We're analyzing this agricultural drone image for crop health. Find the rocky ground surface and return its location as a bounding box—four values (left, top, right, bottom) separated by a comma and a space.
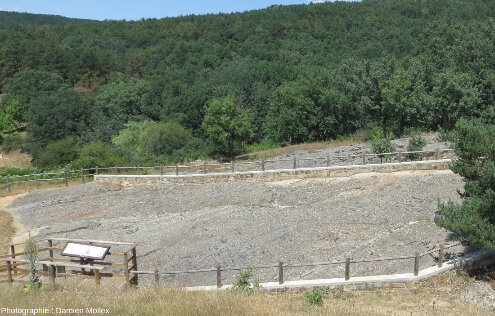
186, 134, 454, 173
8, 166, 467, 286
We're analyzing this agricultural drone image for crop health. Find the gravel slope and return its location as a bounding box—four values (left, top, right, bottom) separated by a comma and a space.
8, 168, 467, 286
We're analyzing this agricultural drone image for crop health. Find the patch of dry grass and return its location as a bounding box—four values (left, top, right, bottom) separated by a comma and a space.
0, 151, 31, 169
0, 273, 491, 315
239, 140, 362, 160
0, 197, 16, 255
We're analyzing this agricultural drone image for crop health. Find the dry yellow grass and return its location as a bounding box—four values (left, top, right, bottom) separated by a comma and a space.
0, 196, 16, 255
0, 273, 491, 315
0, 151, 32, 169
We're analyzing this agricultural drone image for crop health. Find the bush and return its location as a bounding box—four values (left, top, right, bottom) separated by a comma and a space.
1, 134, 24, 153
407, 135, 427, 160
371, 137, 396, 159
34, 137, 79, 168
69, 142, 124, 169
231, 267, 262, 294
305, 289, 326, 306
138, 122, 192, 156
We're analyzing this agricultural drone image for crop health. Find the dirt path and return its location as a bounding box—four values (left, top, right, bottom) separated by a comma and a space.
0, 194, 24, 252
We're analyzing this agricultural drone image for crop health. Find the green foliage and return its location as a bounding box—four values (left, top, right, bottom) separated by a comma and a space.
202, 96, 252, 159
35, 137, 79, 168
435, 119, 495, 250
246, 139, 280, 153
305, 289, 326, 306
231, 267, 262, 294
1, 134, 24, 153
70, 142, 123, 169
371, 137, 397, 158
24, 89, 92, 159
138, 122, 192, 156
24, 236, 42, 292
0, 0, 494, 162
407, 135, 427, 160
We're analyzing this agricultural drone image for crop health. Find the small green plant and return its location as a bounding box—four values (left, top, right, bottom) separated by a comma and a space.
24, 235, 42, 292
371, 137, 396, 160
332, 291, 352, 300
407, 135, 427, 160
231, 266, 262, 294
305, 289, 326, 306
456, 269, 471, 283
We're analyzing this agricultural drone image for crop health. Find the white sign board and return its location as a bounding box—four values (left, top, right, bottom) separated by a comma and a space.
61, 243, 110, 260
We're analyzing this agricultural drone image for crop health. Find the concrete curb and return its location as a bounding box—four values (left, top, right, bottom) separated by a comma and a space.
186, 249, 494, 292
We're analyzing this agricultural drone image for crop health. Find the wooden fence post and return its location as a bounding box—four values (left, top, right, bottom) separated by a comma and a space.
34, 174, 39, 190
10, 245, 16, 275
438, 244, 444, 268
398, 151, 402, 163
216, 266, 222, 288
345, 257, 351, 281
114, 167, 118, 174
64, 171, 68, 187
123, 252, 130, 288
160, 165, 163, 176
131, 247, 138, 285
261, 159, 265, 172
6, 261, 12, 284
435, 148, 440, 160
362, 153, 366, 165
95, 166, 99, 175
231, 161, 235, 173
137, 167, 141, 176
326, 156, 330, 168
94, 269, 100, 285
293, 157, 297, 169
414, 252, 420, 276
48, 240, 54, 261
278, 261, 284, 285
175, 164, 179, 176
203, 162, 207, 174
154, 268, 159, 285
81, 169, 85, 184
5, 177, 11, 193
50, 264, 56, 285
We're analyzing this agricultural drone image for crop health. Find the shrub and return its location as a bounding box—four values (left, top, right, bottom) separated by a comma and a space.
305, 289, 326, 306
1, 134, 24, 153
34, 137, 79, 168
407, 135, 427, 160
24, 236, 42, 292
371, 137, 396, 159
70, 142, 124, 169
231, 267, 262, 294
138, 122, 192, 156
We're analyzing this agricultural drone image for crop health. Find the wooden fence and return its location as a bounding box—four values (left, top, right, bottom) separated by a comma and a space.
130, 242, 461, 288
1, 148, 454, 193
0, 238, 138, 287
0, 238, 462, 288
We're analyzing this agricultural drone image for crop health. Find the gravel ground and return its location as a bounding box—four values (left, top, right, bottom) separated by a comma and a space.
8, 167, 468, 286
233, 134, 453, 172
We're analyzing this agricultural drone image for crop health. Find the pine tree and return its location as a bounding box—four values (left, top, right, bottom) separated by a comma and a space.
435, 119, 495, 249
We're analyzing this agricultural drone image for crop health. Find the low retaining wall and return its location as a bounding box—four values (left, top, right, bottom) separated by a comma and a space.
95, 159, 452, 188
186, 249, 494, 293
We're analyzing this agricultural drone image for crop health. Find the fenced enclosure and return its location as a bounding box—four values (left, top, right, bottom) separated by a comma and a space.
0, 238, 464, 289
0, 238, 138, 288
1, 148, 455, 193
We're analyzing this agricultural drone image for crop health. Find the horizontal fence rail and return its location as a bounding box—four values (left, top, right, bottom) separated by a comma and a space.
128, 242, 462, 288
1, 148, 455, 193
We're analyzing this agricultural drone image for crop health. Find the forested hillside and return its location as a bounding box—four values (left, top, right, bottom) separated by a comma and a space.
1, 0, 495, 168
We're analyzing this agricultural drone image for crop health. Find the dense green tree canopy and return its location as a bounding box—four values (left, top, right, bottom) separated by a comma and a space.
0, 0, 495, 165
436, 119, 495, 250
